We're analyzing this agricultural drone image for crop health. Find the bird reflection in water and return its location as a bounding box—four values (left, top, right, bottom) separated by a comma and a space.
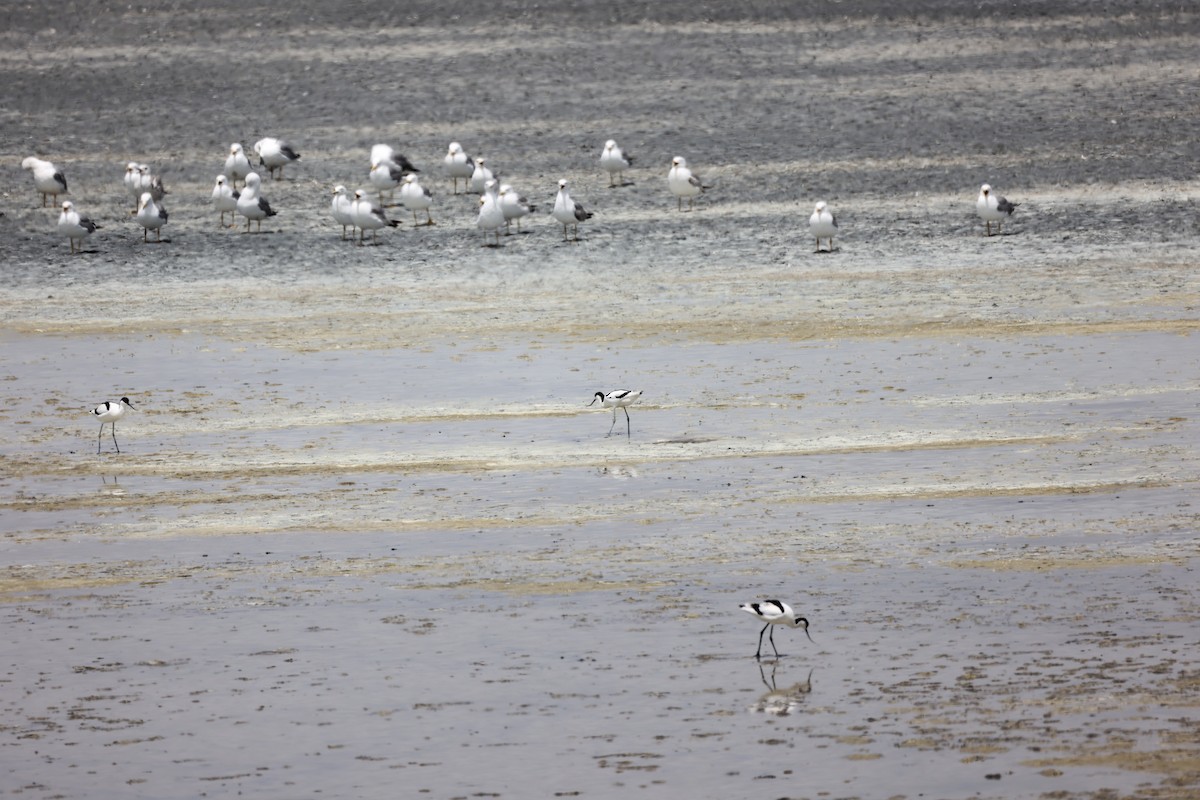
748, 663, 813, 716
596, 466, 639, 480
99, 475, 125, 496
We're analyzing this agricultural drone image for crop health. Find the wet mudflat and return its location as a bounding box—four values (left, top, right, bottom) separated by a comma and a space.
2, 1, 1200, 798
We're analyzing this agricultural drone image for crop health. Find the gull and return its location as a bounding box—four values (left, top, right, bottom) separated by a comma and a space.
123, 162, 142, 213
22, 157, 68, 206
224, 143, 252, 188
552, 179, 593, 241
499, 183, 535, 233
588, 389, 641, 436
91, 397, 135, 454
253, 137, 300, 179
370, 144, 420, 175
399, 174, 435, 226
236, 172, 277, 232
369, 154, 418, 206
211, 175, 240, 228
976, 183, 1019, 236
352, 189, 400, 245
136, 192, 168, 242
476, 179, 506, 246
668, 156, 711, 211
330, 184, 356, 240
739, 600, 813, 660
600, 139, 633, 187
468, 156, 496, 194
58, 200, 101, 254
136, 164, 168, 203
808, 201, 838, 252
444, 141, 475, 194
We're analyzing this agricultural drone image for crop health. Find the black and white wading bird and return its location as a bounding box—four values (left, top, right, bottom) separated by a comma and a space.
739, 600, 813, 660
91, 397, 135, 454
588, 389, 642, 437
976, 183, 1019, 236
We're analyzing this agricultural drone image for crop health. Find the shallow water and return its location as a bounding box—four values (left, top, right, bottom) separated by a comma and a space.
4, 2, 1200, 798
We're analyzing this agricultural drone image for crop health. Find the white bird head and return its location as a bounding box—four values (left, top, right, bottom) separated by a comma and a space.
605, 139, 617, 149
216, 175, 227, 187
814, 201, 827, 212
230, 143, 243, 155
138, 192, 152, 209
62, 200, 73, 212
353, 189, 366, 200
672, 156, 686, 167
332, 184, 347, 196
403, 174, 417, 185
245, 172, 261, 188
558, 178, 568, 189
447, 142, 462, 155
980, 183, 991, 195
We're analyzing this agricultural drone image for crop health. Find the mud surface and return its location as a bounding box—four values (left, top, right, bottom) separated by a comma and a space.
2, 2, 1200, 798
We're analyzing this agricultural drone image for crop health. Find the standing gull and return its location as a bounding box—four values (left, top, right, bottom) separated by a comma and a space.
668, 156, 710, 211
224, 143, 252, 188
467, 157, 497, 195
254, 137, 300, 180
976, 183, 1019, 236
808, 201, 838, 252
600, 139, 634, 187
236, 172, 277, 232
123, 162, 142, 213
369, 155, 418, 206
58, 200, 101, 254
211, 175, 240, 228
399, 174, 435, 226
136, 192, 168, 242
552, 179, 593, 242
588, 389, 641, 437
330, 184, 356, 240
22, 157, 68, 207
444, 142, 475, 194
136, 164, 168, 203
476, 179, 506, 246
351, 189, 400, 245
499, 183, 535, 233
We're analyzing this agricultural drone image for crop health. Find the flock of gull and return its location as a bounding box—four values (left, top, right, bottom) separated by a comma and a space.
22, 137, 1020, 253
